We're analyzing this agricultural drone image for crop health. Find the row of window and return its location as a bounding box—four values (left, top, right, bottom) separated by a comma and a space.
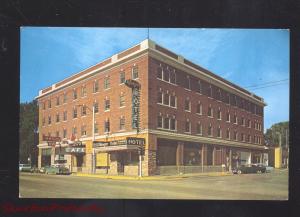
156, 65, 263, 116
44, 116, 126, 139
41, 66, 138, 110
157, 115, 262, 144
157, 92, 262, 131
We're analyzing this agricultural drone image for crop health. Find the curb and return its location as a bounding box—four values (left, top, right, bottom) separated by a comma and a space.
73, 172, 232, 180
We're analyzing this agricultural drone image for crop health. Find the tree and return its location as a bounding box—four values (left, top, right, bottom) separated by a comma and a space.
264, 121, 289, 147
19, 100, 39, 165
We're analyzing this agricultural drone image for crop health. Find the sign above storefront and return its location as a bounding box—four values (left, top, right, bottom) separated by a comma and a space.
93, 137, 145, 148
43, 135, 61, 142
65, 147, 85, 153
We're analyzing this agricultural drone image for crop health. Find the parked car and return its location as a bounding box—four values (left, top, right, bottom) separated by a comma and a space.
30, 167, 40, 173
232, 164, 266, 174
19, 164, 31, 172
253, 163, 274, 173
44, 165, 71, 175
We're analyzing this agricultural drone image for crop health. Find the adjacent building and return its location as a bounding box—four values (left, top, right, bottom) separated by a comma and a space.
36, 39, 267, 176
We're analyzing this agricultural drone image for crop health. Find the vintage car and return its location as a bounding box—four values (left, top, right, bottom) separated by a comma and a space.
44, 165, 71, 175
19, 164, 32, 172
232, 164, 266, 174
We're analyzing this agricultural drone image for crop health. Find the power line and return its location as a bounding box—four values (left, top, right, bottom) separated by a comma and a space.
244, 78, 289, 88
248, 82, 289, 90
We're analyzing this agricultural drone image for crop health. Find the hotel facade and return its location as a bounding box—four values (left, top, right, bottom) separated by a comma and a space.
36, 39, 267, 176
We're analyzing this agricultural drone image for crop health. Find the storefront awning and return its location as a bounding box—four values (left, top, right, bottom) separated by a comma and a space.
95, 145, 139, 152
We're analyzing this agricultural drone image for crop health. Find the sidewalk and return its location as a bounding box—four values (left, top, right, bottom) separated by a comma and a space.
73, 171, 232, 181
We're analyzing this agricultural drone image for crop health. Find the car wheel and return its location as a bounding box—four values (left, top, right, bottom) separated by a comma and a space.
237, 170, 242, 174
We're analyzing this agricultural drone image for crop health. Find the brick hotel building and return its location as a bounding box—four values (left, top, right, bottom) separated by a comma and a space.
36, 39, 267, 176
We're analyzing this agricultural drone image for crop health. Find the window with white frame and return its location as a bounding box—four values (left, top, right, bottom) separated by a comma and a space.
170, 70, 176, 84
132, 65, 139, 79
226, 128, 230, 139
120, 93, 125, 107
104, 98, 110, 111
81, 105, 87, 116
81, 85, 87, 97
185, 76, 191, 90
72, 126, 77, 136
226, 111, 230, 122
119, 116, 125, 130
93, 80, 99, 93
196, 122, 202, 135
185, 98, 191, 111
63, 93, 67, 103
81, 125, 86, 136
217, 108, 221, 120
217, 126, 222, 138
208, 85, 212, 98
63, 111, 67, 121
185, 119, 191, 133
208, 105, 213, 117
163, 68, 170, 82
157, 66, 163, 79
170, 94, 176, 108
104, 119, 110, 133
217, 89, 221, 101
104, 76, 110, 89
163, 92, 170, 106
208, 124, 213, 136
56, 113, 60, 122
196, 102, 202, 115
247, 134, 251, 143
157, 90, 163, 104
234, 131, 238, 141
120, 71, 125, 84
170, 116, 176, 130
73, 89, 77, 100
234, 113, 238, 124
157, 114, 163, 128
241, 117, 245, 126
94, 102, 99, 113
164, 116, 170, 129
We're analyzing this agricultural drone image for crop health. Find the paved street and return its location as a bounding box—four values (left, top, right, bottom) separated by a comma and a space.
19, 169, 288, 200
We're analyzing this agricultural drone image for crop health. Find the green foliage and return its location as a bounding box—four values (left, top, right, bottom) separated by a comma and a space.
19, 100, 38, 165
264, 121, 289, 147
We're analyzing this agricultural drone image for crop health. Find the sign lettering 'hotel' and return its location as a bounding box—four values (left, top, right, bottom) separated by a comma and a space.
36, 39, 266, 176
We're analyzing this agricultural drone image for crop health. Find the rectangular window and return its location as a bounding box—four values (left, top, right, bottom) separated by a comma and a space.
217, 89, 221, 101
185, 120, 191, 133
208, 85, 212, 98
170, 118, 176, 130
73, 89, 77, 100
170, 71, 176, 84
226, 112, 230, 122
157, 91, 163, 104
163, 69, 170, 82
63, 129, 67, 138
56, 113, 60, 122
56, 97, 60, 106
132, 66, 139, 79
94, 123, 99, 134
105, 99, 110, 111
157, 67, 162, 79
241, 117, 245, 126
120, 71, 125, 84
163, 93, 169, 105
185, 76, 191, 90
104, 120, 110, 132
63, 93, 67, 103
93, 80, 99, 93
197, 123, 202, 135
208, 125, 213, 136
185, 99, 191, 111
170, 95, 176, 107
81, 106, 87, 116
56, 131, 59, 137
217, 109, 221, 120
208, 106, 213, 117
119, 117, 125, 130
234, 114, 237, 124
163, 117, 170, 129
73, 108, 77, 118
81, 125, 86, 136
48, 115, 51, 125
157, 115, 163, 128
104, 76, 110, 89
196, 102, 202, 114
94, 102, 99, 113
226, 129, 230, 139
42, 117, 45, 126
72, 127, 77, 135
48, 99, 51, 108
234, 131, 238, 141
198, 80, 202, 94
42, 102, 46, 110
217, 127, 222, 138
120, 94, 125, 107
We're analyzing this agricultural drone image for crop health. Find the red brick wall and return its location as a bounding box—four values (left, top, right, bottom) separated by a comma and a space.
148, 57, 264, 146
38, 54, 149, 143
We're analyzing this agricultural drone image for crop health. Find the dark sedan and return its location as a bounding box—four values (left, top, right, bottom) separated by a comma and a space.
232, 164, 266, 174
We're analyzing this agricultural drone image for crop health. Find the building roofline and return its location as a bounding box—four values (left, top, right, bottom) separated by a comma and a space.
36, 39, 266, 106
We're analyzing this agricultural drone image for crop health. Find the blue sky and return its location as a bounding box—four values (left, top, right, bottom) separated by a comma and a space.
20, 28, 289, 130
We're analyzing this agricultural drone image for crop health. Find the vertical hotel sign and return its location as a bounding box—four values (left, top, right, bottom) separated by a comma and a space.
125, 79, 141, 132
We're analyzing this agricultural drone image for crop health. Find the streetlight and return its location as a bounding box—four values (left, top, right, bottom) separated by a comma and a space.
77, 104, 95, 173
